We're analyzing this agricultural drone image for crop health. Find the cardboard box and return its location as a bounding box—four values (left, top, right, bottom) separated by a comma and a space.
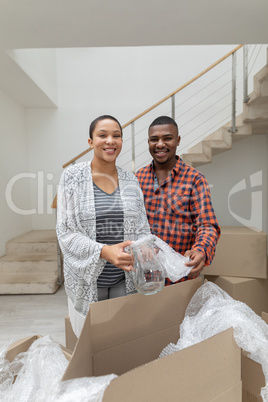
6, 335, 72, 362
204, 226, 267, 279
63, 278, 203, 379
241, 312, 268, 402
262, 312, 268, 322
65, 315, 77, 351
102, 329, 241, 402
7, 279, 242, 401
205, 276, 268, 316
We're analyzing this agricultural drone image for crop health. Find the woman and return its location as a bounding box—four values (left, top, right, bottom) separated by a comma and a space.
56, 115, 150, 337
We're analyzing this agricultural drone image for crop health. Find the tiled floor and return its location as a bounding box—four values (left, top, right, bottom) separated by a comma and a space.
0, 284, 68, 349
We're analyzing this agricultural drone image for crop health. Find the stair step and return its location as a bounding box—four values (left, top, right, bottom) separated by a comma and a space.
182, 54, 268, 168
0, 253, 57, 261
0, 230, 61, 294
181, 152, 211, 168
0, 254, 57, 274
6, 230, 57, 255
242, 118, 268, 135
0, 273, 59, 294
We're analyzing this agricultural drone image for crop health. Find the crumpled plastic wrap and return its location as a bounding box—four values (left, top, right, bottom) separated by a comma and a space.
131, 235, 191, 282
0, 336, 117, 402
45, 375, 117, 402
0, 340, 14, 399
159, 281, 268, 402
0, 335, 69, 401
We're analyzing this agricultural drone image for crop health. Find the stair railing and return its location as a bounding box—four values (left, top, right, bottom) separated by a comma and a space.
52, 43, 267, 285
53, 43, 267, 209
60, 45, 242, 173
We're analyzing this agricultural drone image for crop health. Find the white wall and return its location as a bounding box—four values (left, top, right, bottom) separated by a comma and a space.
0, 90, 32, 256
198, 134, 268, 234
26, 44, 236, 229
7, 49, 58, 106
5, 44, 267, 235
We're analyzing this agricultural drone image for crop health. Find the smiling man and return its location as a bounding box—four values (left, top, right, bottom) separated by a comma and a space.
136, 116, 221, 285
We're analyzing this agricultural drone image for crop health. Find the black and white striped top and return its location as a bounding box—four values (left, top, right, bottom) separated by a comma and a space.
93, 183, 125, 287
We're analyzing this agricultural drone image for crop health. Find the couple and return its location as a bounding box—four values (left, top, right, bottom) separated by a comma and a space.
56, 115, 220, 337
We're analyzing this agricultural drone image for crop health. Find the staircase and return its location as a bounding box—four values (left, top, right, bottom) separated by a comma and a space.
181, 59, 268, 167
0, 231, 60, 294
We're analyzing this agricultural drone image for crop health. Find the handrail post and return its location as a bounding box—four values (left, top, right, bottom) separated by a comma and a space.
131, 122, 135, 173
243, 45, 250, 103
171, 95, 175, 119
229, 51, 237, 133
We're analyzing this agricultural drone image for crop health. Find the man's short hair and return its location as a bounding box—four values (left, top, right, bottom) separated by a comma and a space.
149, 116, 178, 132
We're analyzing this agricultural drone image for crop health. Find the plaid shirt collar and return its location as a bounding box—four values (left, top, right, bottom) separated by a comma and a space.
149, 155, 182, 177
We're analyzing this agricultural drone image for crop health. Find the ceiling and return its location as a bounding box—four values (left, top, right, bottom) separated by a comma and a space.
0, 0, 267, 107
0, 0, 268, 50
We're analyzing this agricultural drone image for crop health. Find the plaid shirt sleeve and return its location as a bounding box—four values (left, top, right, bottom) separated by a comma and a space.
188, 173, 220, 265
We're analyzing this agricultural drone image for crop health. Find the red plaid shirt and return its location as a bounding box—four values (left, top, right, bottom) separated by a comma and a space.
136, 156, 221, 284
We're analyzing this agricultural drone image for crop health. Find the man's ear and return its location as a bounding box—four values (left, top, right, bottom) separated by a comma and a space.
177, 136, 181, 146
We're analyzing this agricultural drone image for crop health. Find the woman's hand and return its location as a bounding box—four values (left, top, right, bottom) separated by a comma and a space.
100, 240, 134, 271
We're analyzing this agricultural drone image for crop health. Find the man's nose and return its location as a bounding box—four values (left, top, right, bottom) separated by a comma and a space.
156, 139, 165, 147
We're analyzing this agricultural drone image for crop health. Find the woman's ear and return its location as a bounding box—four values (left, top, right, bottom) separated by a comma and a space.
88, 138, 93, 148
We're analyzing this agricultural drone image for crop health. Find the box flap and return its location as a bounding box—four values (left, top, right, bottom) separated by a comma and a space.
262, 312, 268, 324
62, 277, 202, 381
242, 353, 265, 394
93, 325, 180, 376
103, 328, 241, 402
6, 335, 40, 362
87, 277, 202, 352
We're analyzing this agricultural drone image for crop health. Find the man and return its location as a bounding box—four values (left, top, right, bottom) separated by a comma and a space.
136, 116, 220, 284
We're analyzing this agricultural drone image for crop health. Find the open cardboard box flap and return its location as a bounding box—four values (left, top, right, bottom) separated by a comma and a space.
6, 335, 72, 362
61, 277, 241, 401
102, 328, 241, 402
6, 278, 242, 401
62, 277, 203, 379
242, 311, 268, 401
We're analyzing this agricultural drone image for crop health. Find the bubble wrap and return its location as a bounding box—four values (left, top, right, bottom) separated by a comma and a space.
0, 336, 117, 402
45, 375, 117, 402
159, 281, 268, 402
0, 335, 69, 401
0, 340, 14, 399
131, 235, 191, 282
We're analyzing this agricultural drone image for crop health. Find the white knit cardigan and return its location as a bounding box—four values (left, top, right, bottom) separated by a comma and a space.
56, 161, 151, 317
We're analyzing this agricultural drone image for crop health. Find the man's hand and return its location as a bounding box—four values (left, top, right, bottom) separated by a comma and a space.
184, 249, 205, 278
100, 240, 134, 271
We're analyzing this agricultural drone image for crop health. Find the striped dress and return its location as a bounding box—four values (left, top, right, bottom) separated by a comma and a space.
93, 183, 125, 287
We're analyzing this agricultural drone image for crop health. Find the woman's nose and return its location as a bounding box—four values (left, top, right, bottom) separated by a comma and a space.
106, 135, 115, 143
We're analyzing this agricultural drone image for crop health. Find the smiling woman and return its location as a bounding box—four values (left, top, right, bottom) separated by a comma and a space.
56, 115, 151, 337
88, 116, 123, 194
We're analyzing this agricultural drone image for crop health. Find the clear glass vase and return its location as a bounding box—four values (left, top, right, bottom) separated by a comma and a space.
129, 238, 165, 295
